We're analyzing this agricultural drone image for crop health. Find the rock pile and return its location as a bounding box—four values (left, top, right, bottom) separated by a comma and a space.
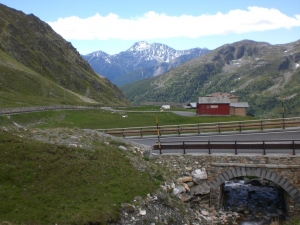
117, 166, 244, 225
169, 168, 242, 224
117, 193, 240, 225
117, 194, 193, 224
172, 168, 210, 203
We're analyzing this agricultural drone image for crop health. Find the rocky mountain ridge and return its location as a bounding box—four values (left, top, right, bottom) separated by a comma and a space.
83, 41, 210, 86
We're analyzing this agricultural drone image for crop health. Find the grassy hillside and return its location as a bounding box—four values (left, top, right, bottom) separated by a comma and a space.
0, 4, 129, 107
0, 108, 256, 130
0, 49, 89, 107
121, 40, 300, 118
0, 128, 159, 224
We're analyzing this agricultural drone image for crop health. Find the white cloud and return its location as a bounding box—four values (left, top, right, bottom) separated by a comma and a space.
48, 6, 300, 41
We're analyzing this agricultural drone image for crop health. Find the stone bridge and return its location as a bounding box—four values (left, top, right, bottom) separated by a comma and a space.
153, 154, 300, 216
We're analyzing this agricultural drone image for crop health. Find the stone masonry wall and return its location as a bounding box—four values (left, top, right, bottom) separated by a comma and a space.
152, 154, 300, 215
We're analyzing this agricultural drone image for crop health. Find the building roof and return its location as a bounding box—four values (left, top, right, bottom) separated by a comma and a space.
230, 102, 249, 108
206, 92, 239, 98
198, 96, 230, 103
187, 102, 197, 108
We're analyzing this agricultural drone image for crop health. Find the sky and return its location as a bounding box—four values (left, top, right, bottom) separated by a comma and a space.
1, 0, 300, 55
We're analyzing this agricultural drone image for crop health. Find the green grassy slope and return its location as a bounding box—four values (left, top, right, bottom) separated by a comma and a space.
0, 129, 157, 224
0, 49, 89, 107
0, 4, 129, 107
0, 109, 256, 130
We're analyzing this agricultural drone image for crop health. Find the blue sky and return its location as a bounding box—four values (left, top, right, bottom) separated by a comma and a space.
1, 0, 300, 55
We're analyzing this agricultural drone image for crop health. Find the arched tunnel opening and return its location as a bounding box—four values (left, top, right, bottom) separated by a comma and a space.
220, 177, 288, 225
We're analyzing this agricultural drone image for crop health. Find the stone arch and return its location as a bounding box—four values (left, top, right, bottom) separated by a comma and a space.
209, 167, 300, 205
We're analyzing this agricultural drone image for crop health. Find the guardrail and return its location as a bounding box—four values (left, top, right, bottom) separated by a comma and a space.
97, 117, 300, 137
152, 140, 300, 155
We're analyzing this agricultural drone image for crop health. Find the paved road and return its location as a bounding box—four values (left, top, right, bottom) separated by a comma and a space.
126, 129, 300, 155
101, 108, 196, 116
171, 111, 196, 116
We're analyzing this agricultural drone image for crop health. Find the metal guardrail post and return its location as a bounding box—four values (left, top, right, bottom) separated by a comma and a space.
208, 141, 211, 154
140, 128, 143, 137
235, 141, 237, 155
178, 125, 180, 135
122, 129, 125, 138
156, 117, 162, 154
159, 142, 162, 155
261, 121, 263, 131
218, 124, 220, 133
183, 142, 186, 154
263, 141, 266, 155
198, 124, 200, 134
293, 141, 295, 155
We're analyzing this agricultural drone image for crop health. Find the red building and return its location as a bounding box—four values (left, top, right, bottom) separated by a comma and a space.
197, 94, 231, 116
197, 103, 230, 115
196, 92, 249, 116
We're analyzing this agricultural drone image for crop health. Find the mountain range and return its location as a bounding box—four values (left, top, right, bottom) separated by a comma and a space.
0, 3, 129, 108
120, 39, 300, 118
2, 3, 300, 118
83, 41, 210, 86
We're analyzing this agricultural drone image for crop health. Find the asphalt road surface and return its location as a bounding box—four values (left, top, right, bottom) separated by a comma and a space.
126, 129, 300, 155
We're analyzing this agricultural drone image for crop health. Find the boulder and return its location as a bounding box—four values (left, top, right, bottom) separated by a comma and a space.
201, 210, 209, 216
185, 166, 193, 172
119, 145, 127, 151
190, 182, 210, 195
179, 193, 192, 202
186, 181, 195, 188
139, 209, 146, 216
192, 168, 207, 184
171, 182, 176, 189
173, 185, 185, 195
177, 176, 193, 183
183, 183, 190, 192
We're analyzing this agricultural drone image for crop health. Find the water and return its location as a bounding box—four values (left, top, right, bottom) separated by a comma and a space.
223, 179, 286, 225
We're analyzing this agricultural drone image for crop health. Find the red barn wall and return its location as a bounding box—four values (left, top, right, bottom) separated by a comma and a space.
197, 103, 230, 115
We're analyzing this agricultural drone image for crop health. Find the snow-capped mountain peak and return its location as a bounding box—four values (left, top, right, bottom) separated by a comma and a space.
83, 41, 210, 86
86, 50, 109, 57
126, 42, 179, 62
129, 41, 151, 52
